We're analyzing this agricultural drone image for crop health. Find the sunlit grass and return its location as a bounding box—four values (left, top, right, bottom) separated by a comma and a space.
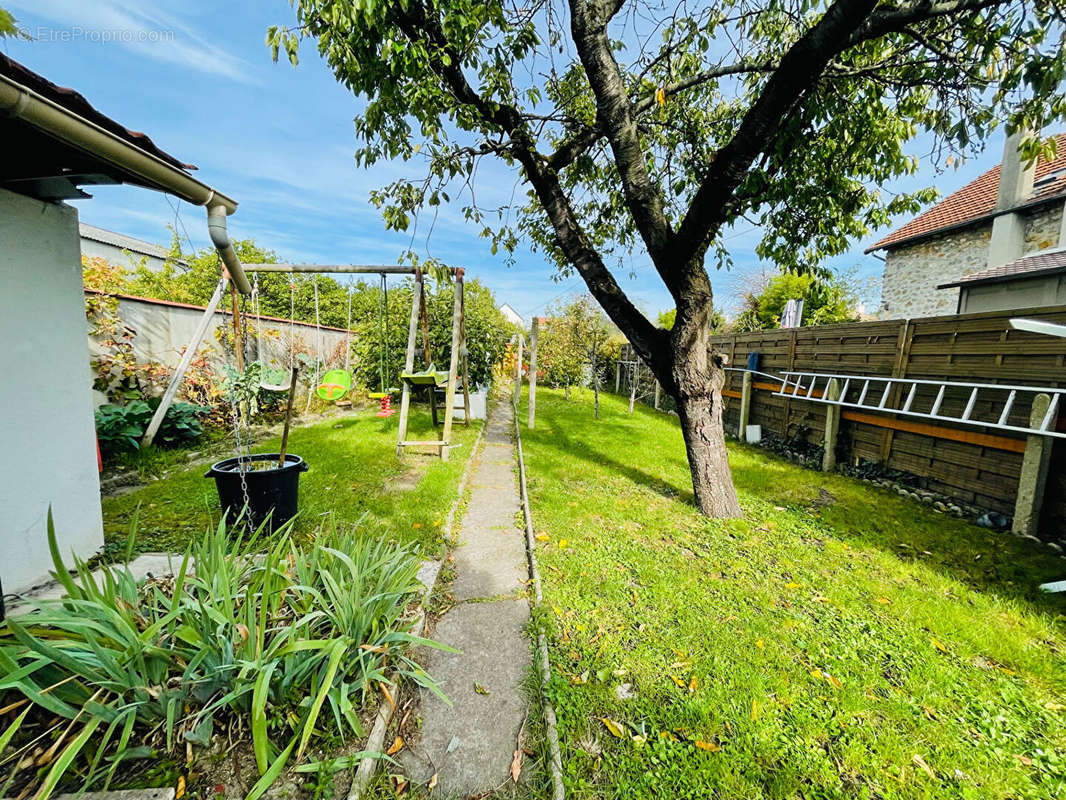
101, 407, 480, 558
520, 387, 1066, 800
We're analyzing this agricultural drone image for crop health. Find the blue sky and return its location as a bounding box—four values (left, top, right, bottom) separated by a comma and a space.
3, 0, 1015, 322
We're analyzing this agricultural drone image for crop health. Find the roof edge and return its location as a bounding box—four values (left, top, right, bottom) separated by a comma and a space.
865, 191, 1066, 254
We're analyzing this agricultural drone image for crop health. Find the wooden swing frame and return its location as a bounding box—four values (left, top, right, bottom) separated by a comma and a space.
241, 263, 471, 460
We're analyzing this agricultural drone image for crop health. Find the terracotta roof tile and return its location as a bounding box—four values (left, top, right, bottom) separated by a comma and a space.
867, 134, 1066, 252
938, 248, 1066, 288
0, 52, 193, 172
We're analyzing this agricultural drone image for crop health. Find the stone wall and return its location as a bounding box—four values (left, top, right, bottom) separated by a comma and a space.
880, 201, 1064, 319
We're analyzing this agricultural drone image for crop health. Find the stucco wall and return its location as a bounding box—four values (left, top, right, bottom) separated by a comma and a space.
880, 201, 1064, 319
0, 189, 104, 593
89, 296, 353, 405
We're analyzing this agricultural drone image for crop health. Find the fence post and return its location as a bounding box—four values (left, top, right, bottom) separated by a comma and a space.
654, 381, 660, 410
615, 360, 621, 393
738, 371, 753, 441
822, 378, 842, 472
1013, 393, 1053, 537
513, 333, 523, 408
528, 318, 538, 429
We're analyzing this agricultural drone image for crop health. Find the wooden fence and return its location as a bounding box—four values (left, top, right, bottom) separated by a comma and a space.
707, 305, 1066, 535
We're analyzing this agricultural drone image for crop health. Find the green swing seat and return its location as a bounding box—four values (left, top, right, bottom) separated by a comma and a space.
400, 363, 449, 387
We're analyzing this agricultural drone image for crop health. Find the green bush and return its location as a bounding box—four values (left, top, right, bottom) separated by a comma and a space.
94, 399, 208, 453
0, 513, 447, 798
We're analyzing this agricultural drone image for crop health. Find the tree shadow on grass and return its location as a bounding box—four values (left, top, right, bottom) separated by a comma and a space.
521, 402, 695, 505
529, 393, 1066, 620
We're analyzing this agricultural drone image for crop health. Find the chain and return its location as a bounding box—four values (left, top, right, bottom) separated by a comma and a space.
229, 396, 252, 528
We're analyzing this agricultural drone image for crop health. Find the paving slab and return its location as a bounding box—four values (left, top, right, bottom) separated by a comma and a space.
400, 599, 530, 796
400, 400, 532, 796
6, 553, 189, 617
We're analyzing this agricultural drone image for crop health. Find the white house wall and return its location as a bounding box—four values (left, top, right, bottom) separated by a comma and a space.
0, 189, 104, 593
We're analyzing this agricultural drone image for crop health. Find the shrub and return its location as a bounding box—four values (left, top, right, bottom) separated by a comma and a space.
0, 514, 446, 798
94, 400, 209, 454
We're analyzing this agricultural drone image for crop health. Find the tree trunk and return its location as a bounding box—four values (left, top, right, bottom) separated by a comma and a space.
674, 375, 742, 517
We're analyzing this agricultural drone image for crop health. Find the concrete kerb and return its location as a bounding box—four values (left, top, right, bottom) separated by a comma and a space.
346, 418, 486, 800
514, 413, 566, 800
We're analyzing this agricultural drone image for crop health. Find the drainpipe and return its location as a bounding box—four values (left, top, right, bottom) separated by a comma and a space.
0, 71, 250, 294
207, 204, 252, 294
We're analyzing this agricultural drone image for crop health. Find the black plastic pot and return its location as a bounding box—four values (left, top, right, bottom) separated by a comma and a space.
205, 453, 309, 531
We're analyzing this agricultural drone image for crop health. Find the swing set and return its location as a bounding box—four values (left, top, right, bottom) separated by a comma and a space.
241, 263, 471, 460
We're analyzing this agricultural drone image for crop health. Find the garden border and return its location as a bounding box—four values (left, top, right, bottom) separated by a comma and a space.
514, 411, 566, 800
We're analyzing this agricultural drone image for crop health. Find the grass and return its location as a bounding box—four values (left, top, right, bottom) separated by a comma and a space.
100, 405, 481, 558
518, 387, 1066, 800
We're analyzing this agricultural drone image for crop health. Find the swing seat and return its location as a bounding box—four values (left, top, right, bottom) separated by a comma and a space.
400, 364, 449, 387
316, 369, 353, 400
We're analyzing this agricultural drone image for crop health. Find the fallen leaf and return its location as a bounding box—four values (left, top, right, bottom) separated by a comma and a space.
695, 740, 722, 753
931, 637, 948, 653
428, 773, 438, 790
876, 597, 891, 605
601, 717, 625, 738
669, 674, 686, 689
688, 675, 698, 692
412, 523, 422, 529
1015, 754, 1033, 766
510, 749, 522, 782
912, 753, 935, 779
827, 674, 843, 689
389, 774, 409, 794
360, 643, 388, 653
386, 736, 404, 756
446, 736, 461, 754
176, 776, 186, 800
474, 682, 490, 695
660, 730, 679, 742
785, 582, 802, 590
380, 682, 395, 710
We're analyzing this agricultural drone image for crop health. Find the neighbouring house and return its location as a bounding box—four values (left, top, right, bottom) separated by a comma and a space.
80, 222, 186, 272
499, 302, 526, 328
868, 132, 1066, 318
0, 53, 247, 595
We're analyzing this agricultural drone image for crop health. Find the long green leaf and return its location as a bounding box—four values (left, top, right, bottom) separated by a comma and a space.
33, 717, 102, 800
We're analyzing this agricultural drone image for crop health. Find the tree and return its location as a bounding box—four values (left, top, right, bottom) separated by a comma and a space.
658, 307, 724, 333
539, 297, 615, 400
271, 0, 1066, 517
733, 271, 859, 331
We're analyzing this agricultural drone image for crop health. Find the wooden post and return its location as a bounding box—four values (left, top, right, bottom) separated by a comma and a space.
395, 271, 423, 457
738, 370, 753, 441
143, 278, 227, 446
654, 380, 661, 410
230, 281, 244, 372
459, 274, 471, 426
278, 366, 299, 467
528, 317, 539, 429
822, 378, 842, 472
440, 272, 464, 461
615, 360, 621, 393
513, 333, 523, 407
628, 362, 638, 413
882, 318, 913, 460
1013, 393, 1053, 537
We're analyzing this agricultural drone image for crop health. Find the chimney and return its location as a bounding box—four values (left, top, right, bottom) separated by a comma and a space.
986, 131, 1035, 267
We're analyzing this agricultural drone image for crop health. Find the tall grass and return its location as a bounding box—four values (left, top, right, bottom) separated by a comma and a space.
0, 511, 447, 799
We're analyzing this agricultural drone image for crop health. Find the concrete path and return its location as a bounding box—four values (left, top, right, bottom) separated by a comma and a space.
401, 401, 531, 796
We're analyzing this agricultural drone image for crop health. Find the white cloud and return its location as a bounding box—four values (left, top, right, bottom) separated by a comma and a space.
10, 0, 256, 83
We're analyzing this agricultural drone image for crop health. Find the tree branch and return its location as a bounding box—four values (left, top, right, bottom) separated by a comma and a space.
673, 0, 882, 265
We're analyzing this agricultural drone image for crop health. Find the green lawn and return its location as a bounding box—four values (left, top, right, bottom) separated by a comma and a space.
519, 387, 1066, 800
100, 406, 480, 558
